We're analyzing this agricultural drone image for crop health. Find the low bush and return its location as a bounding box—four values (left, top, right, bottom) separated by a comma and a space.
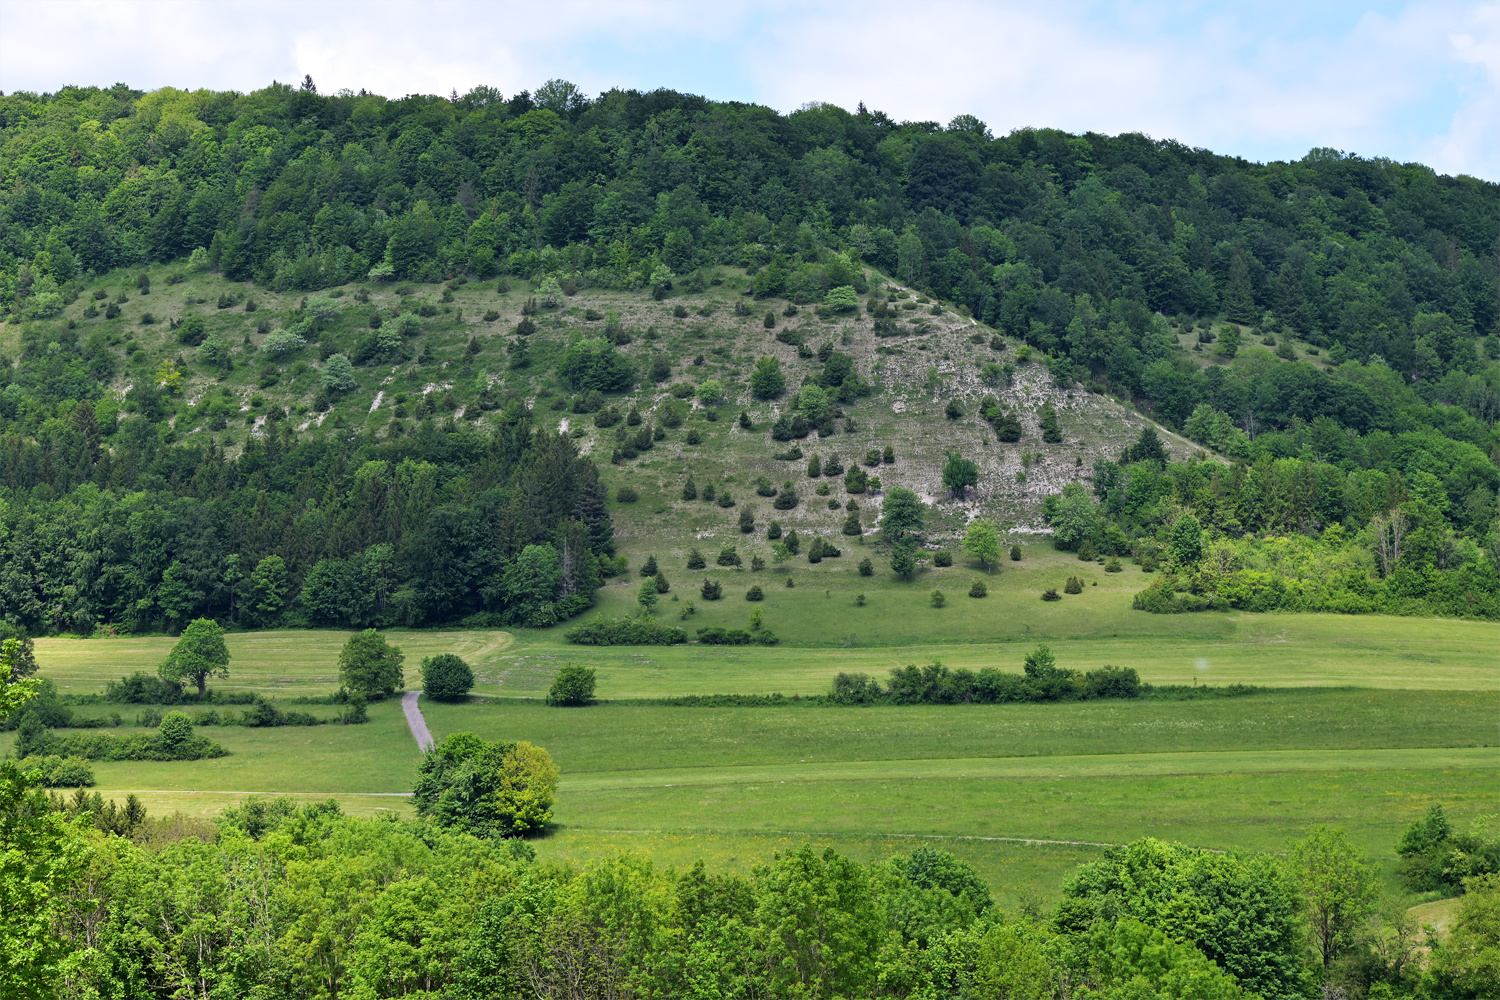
700, 578, 723, 600
16, 754, 96, 787
929, 590, 946, 608
933, 551, 952, 567
746, 585, 764, 601
969, 580, 988, 598
697, 626, 778, 646
421, 654, 475, 702
548, 664, 597, 706
616, 485, 639, 503
1041, 588, 1061, 601
564, 617, 688, 645
1064, 575, 1084, 595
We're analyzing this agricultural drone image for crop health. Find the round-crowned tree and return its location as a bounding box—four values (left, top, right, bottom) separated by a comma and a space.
548, 664, 596, 706
421, 654, 475, 702
338, 629, 405, 700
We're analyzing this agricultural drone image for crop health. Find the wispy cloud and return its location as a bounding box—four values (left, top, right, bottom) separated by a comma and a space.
1, 0, 1495, 180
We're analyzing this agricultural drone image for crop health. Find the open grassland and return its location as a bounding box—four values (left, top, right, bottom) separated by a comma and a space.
22, 606, 1498, 904
34, 629, 514, 697
33, 609, 1498, 701
419, 692, 1498, 771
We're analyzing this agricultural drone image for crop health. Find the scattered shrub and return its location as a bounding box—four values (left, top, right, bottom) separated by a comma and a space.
969, 580, 988, 598
1064, 575, 1084, 595
929, 590, 946, 608
746, 585, 764, 601
1041, 588, 1061, 601
422, 654, 475, 702
548, 665, 597, 706
616, 485, 639, 503
933, 551, 952, 567
700, 578, 723, 600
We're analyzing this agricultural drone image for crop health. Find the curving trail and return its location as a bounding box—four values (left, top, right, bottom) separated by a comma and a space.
402, 690, 433, 751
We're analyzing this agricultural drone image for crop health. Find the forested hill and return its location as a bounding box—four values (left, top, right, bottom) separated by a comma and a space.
2, 80, 1497, 441
0, 80, 1497, 634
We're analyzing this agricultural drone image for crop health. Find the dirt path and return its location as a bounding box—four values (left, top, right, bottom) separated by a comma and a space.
402, 690, 433, 751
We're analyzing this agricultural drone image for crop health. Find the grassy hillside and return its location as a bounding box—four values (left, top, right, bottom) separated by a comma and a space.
3, 260, 1213, 535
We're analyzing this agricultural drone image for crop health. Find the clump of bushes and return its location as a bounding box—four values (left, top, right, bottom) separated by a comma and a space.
15, 755, 96, 787
696, 626, 778, 646
548, 665, 597, 706
564, 617, 688, 645
828, 647, 1142, 705
15, 711, 229, 762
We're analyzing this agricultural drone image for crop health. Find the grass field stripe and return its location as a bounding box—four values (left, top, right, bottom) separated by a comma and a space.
559, 746, 1499, 791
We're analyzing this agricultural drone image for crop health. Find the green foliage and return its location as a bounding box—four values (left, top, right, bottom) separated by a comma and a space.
750, 356, 786, 399
548, 664, 596, 706
827, 652, 1141, 705
412, 731, 558, 836
881, 487, 925, 540
1055, 837, 1302, 999
969, 580, 988, 598
941, 452, 979, 497
158, 618, 230, 697
420, 653, 474, 702
1288, 824, 1379, 972
337, 629, 405, 701
320, 352, 358, 393
564, 616, 688, 645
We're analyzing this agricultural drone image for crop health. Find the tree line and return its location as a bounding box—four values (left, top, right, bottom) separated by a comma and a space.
0, 400, 614, 634
1042, 427, 1499, 619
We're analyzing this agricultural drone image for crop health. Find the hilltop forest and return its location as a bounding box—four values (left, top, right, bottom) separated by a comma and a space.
0, 78, 1496, 633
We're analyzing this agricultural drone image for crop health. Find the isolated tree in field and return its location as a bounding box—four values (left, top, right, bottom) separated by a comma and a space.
338, 629, 405, 700
942, 452, 979, 499
637, 577, 659, 616
420, 654, 474, 702
412, 731, 559, 837
750, 356, 786, 399
963, 519, 1002, 571
1289, 825, 1379, 973
548, 664, 596, 706
159, 618, 230, 698
881, 487, 925, 541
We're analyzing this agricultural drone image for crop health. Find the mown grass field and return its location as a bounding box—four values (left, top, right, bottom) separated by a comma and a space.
19, 589, 1499, 905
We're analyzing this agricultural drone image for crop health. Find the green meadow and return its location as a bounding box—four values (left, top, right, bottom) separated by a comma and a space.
17, 612, 1499, 902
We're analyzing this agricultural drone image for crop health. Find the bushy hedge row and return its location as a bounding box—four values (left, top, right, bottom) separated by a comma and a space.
1133, 564, 1500, 620
16, 754, 95, 787
17, 713, 229, 762
105, 673, 259, 705
695, 626, 779, 646
829, 648, 1141, 705
564, 616, 689, 645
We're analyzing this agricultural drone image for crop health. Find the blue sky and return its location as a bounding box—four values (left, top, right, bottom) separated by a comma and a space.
3, 0, 1497, 180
